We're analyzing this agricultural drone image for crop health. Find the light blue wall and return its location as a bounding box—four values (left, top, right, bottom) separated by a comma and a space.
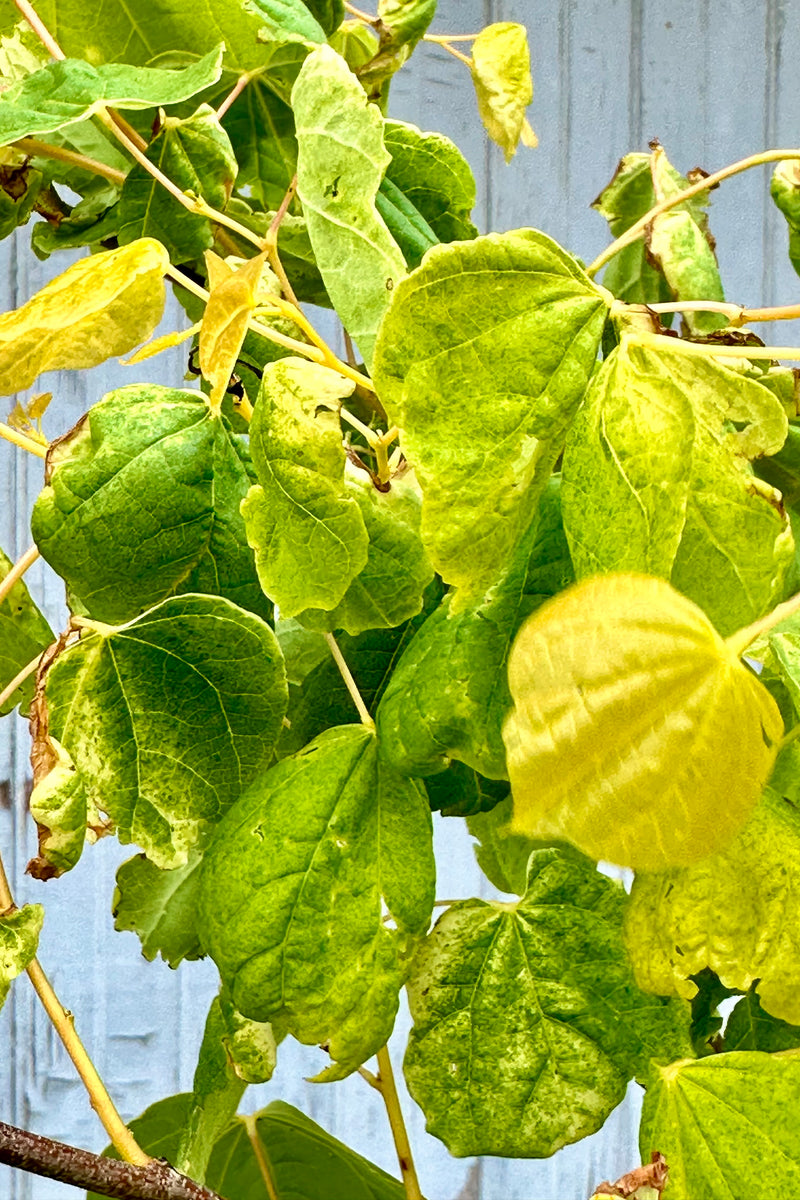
2, 3, 798, 1196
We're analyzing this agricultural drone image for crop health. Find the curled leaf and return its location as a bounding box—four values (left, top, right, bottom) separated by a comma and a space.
0, 238, 169, 394
0, 904, 43, 1011
503, 574, 783, 869
199, 251, 268, 410
470, 23, 534, 162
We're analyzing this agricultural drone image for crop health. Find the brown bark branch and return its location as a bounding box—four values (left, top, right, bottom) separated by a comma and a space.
0, 1122, 229, 1200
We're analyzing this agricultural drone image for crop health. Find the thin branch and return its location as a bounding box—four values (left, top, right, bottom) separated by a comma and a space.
242, 1115, 278, 1200
216, 71, 256, 121
12, 0, 63, 58
324, 633, 374, 729
13, 138, 127, 186
375, 1046, 424, 1200
0, 544, 40, 606
0, 652, 42, 712
265, 174, 299, 306
0, 1122, 227, 1200
587, 148, 800, 277
0, 855, 150, 1166
0, 422, 48, 458
426, 39, 471, 65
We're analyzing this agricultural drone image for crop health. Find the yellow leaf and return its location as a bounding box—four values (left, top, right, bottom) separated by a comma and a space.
199, 250, 267, 411
470, 23, 534, 163
0, 239, 169, 395
122, 322, 201, 365
503, 574, 782, 870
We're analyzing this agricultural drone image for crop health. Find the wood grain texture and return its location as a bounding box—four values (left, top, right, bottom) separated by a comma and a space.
2, 2, 799, 1196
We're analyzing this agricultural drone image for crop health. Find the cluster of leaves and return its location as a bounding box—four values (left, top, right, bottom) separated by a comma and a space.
1, 3, 800, 1199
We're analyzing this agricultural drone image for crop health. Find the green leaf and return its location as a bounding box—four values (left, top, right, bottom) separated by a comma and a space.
404, 848, 692, 1158
377, 0, 436, 47
594, 149, 714, 311
756, 419, 800, 509
296, 471, 434, 636
723, 988, 800, 1053
175, 993, 248, 1185
0, 546, 52, 715
44, 594, 288, 868
372, 230, 608, 596
112, 853, 204, 967
646, 146, 726, 336
640, 1053, 800, 1200
469, 23, 534, 163
224, 79, 296, 210
32, 385, 271, 625
424, 761, 509, 819
217, 990, 280, 1085
0, 239, 169, 395
771, 159, 800, 278
377, 477, 575, 779
0, 160, 42, 238
504, 574, 783, 870
562, 342, 793, 634
303, 0, 344, 35
118, 105, 237, 264
625, 789, 800, 1024
242, 358, 369, 618
251, 0, 326, 42
0, 47, 224, 145
275, 617, 330, 685
466, 793, 540, 896
89, 1095, 407, 1200
0, 904, 43, 1012
354, 0, 436, 97
30, 180, 122, 260
383, 119, 478, 244
374, 174, 438, 270
292, 44, 407, 369
687, 969, 738, 1058
198, 724, 435, 1079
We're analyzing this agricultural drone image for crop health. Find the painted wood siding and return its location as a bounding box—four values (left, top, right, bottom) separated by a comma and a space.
2, 2, 798, 1196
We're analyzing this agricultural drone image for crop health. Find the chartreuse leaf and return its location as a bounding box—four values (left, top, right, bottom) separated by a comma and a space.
242, 358, 369, 618
562, 341, 793, 635
383, 119, 478, 244
470, 23, 536, 162
292, 45, 407, 369
0, 904, 43, 1011
466, 794, 540, 896
771, 159, 800, 278
27, 737, 97, 879
0, 546, 52, 716
89, 1094, 406, 1200
118, 105, 238, 265
723, 988, 800, 1053
198, 724, 435, 1080
640, 1054, 800, 1200
0, 239, 169, 395
624, 790, 800, 1024
646, 146, 726, 336
377, 476, 574, 780
0, 46, 224, 144
199, 252, 269, 409
31, 385, 271, 625
373, 231, 608, 597
297, 471, 433, 636
44, 595, 288, 869
355, 0, 437, 96
504, 574, 783, 870
112, 852, 204, 966
404, 848, 692, 1158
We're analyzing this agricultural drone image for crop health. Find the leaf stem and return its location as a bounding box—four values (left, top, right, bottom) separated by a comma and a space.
215, 70, 257, 121
645, 299, 800, 324
426, 39, 471, 65
0, 544, 40, 607
0, 855, 151, 1166
265, 173, 299, 307
727, 589, 800, 658
587, 148, 800, 277
624, 331, 800, 362
375, 1045, 424, 1200
324, 633, 374, 729
13, 138, 127, 186
0, 652, 42, 712
0, 422, 48, 458
243, 1114, 279, 1200
12, 0, 62, 59
778, 722, 800, 753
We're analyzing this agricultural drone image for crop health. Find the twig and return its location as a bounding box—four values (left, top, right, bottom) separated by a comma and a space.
0, 544, 40, 606
324, 633, 375, 728
0, 856, 150, 1166
12, 0, 63, 58
0, 653, 42, 712
0, 422, 48, 458
375, 1046, 424, 1200
242, 1115, 278, 1200
265, 174, 299, 306
587, 148, 800, 277
13, 138, 127, 186
215, 71, 255, 121
0, 1121, 226, 1200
